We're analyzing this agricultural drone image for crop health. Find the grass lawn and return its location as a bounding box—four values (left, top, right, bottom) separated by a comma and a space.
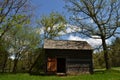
0, 69, 120, 80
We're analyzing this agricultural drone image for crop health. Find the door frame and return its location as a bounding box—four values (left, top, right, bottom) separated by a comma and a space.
57, 58, 66, 73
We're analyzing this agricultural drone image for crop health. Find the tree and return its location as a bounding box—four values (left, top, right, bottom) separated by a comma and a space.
65, 0, 120, 69
110, 37, 120, 67
38, 12, 66, 39
5, 25, 40, 73
0, 0, 31, 39
93, 51, 105, 69
0, 0, 33, 73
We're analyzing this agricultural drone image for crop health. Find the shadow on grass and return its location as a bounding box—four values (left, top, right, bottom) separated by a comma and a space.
94, 68, 120, 74
94, 69, 106, 74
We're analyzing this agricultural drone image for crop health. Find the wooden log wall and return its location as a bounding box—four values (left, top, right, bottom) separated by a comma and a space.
45, 49, 93, 74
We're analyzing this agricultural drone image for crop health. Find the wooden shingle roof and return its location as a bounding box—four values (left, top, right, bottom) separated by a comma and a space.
44, 39, 93, 50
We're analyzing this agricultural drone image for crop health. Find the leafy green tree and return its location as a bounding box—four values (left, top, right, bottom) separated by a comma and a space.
65, 0, 120, 69
0, 0, 31, 39
93, 52, 105, 69
38, 12, 67, 39
0, 0, 32, 72
5, 25, 41, 73
110, 37, 120, 67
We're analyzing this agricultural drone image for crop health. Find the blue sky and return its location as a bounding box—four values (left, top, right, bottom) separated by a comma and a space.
31, 0, 69, 18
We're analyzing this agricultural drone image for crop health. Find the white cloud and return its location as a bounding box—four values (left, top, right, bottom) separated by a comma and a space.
66, 24, 81, 33
68, 35, 105, 47
68, 35, 111, 47
58, 24, 81, 35
58, 24, 76, 35
90, 19, 94, 23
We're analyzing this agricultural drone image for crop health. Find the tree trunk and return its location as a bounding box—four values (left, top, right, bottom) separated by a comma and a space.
101, 37, 110, 69
12, 58, 18, 73
28, 52, 32, 69
1, 52, 8, 73
12, 53, 19, 73
12, 52, 21, 73
9, 60, 12, 72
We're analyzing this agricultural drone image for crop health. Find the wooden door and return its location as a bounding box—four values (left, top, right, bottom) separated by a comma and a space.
47, 58, 57, 72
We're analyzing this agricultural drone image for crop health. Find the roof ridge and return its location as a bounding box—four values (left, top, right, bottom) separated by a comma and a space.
44, 39, 87, 42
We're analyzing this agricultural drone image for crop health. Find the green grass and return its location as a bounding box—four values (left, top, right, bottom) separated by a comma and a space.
0, 70, 120, 80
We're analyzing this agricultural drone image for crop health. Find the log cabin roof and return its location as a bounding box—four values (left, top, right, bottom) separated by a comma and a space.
44, 39, 93, 50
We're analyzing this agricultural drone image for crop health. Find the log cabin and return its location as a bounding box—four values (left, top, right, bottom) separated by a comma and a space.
44, 39, 93, 75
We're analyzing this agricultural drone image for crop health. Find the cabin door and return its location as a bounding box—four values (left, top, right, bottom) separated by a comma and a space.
57, 58, 66, 73
47, 58, 57, 72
